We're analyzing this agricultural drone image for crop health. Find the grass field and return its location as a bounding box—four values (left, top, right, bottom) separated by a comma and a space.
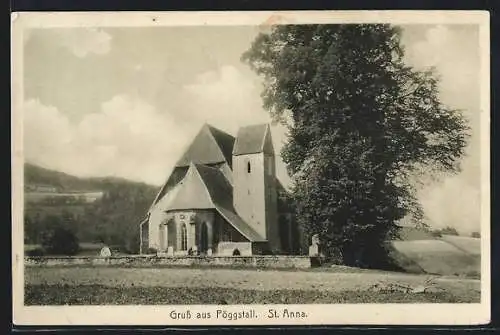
24, 266, 481, 305
25, 284, 477, 305
390, 237, 481, 278
440, 235, 481, 256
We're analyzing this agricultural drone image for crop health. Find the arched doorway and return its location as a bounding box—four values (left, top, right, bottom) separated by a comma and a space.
200, 222, 208, 253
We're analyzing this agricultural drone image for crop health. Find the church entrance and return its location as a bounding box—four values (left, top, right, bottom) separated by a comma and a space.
200, 222, 208, 253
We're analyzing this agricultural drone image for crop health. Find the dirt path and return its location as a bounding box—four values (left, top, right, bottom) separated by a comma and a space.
25, 267, 480, 295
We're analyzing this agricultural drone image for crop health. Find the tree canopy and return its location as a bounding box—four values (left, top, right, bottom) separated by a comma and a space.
40, 214, 80, 255
242, 24, 469, 267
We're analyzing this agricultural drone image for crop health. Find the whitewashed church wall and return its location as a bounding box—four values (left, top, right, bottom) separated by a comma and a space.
233, 153, 267, 239
148, 207, 171, 250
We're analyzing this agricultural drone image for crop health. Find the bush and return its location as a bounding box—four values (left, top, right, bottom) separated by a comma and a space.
26, 248, 45, 257
146, 248, 157, 255
471, 232, 480, 238
41, 224, 80, 256
430, 230, 442, 238
440, 226, 459, 236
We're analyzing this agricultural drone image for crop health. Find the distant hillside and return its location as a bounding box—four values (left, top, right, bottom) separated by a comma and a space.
24, 163, 156, 192
24, 163, 160, 253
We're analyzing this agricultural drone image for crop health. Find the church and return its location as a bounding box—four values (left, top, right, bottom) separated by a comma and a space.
139, 123, 299, 256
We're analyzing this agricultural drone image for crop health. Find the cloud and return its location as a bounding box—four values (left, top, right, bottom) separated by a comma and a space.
182, 65, 291, 186
419, 177, 481, 235
402, 25, 481, 233
56, 28, 112, 58
24, 96, 190, 185
403, 25, 478, 112
23, 66, 292, 187
183, 65, 270, 133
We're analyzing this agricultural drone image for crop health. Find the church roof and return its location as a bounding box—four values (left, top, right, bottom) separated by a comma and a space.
233, 123, 273, 156
149, 166, 189, 210
175, 124, 235, 167
152, 163, 265, 242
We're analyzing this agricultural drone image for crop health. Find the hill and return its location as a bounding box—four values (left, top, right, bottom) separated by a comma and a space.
24, 163, 155, 192
24, 163, 159, 254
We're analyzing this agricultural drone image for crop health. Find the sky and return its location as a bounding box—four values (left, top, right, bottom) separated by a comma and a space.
22, 24, 483, 234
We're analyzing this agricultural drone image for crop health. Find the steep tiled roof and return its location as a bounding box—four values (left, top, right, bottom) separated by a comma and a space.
195, 163, 233, 209
148, 124, 234, 212
232, 123, 273, 156
152, 164, 212, 212
175, 124, 234, 167
151, 163, 265, 242
206, 125, 235, 168
149, 166, 189, 209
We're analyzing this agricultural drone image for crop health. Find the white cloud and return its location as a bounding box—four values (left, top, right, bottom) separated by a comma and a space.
56, 28, 112, 58
403, 25, 478, 111
419, 177, 481, 235
183, 65, 291, 186
23, 67, 292, 187
402, 25, 481, 233
24, 96, 190, 185
183, 65, 270, 133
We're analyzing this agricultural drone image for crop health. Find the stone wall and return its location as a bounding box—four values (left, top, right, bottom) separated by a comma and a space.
24, 255, 312, 269
216, 242, 252, 256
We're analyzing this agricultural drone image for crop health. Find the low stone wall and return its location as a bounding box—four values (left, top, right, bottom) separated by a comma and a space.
217, 242, 252, 256
24, 255, 313, 269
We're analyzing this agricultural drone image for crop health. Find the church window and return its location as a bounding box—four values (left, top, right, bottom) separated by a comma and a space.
181, 223, 188, 251
247, 161, 251, 173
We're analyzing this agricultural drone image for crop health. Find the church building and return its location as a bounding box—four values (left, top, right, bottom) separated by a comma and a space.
139, 123, 299, 256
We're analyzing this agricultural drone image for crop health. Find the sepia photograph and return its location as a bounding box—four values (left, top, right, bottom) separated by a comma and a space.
11, 11, 490, 325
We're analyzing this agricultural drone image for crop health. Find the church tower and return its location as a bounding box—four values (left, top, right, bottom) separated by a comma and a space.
232, 124, 281, 253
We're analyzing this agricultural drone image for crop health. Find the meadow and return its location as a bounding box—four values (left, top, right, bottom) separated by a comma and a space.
24, 266, 481, 305
23, 232, 482, 305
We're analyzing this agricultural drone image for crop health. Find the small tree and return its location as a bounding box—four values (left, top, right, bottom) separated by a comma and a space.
430, 229, 443, 238
440, 226, 459, 236
40, 215, 80, 255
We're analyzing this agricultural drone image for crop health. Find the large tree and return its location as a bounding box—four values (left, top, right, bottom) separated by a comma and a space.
242, 24, 469, 267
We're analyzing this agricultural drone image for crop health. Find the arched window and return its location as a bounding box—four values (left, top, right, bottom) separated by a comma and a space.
232, 249, 241, 256
247, 161, 251, 173
181, 223, 188, 251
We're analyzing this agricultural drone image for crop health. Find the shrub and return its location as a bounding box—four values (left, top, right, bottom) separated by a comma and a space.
41, 224, 80, 256
440, 226, 459, 236
146, 248, 157, 255
26, 248, 45, 257
430, 230, 442, 238
471, 232, 480, 238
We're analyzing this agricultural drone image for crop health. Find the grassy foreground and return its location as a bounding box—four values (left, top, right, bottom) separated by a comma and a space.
24, 284, 479, 305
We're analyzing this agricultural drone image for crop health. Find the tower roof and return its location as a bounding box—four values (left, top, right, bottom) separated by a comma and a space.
232, 123, 273, 156
175, 123, 235, 167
